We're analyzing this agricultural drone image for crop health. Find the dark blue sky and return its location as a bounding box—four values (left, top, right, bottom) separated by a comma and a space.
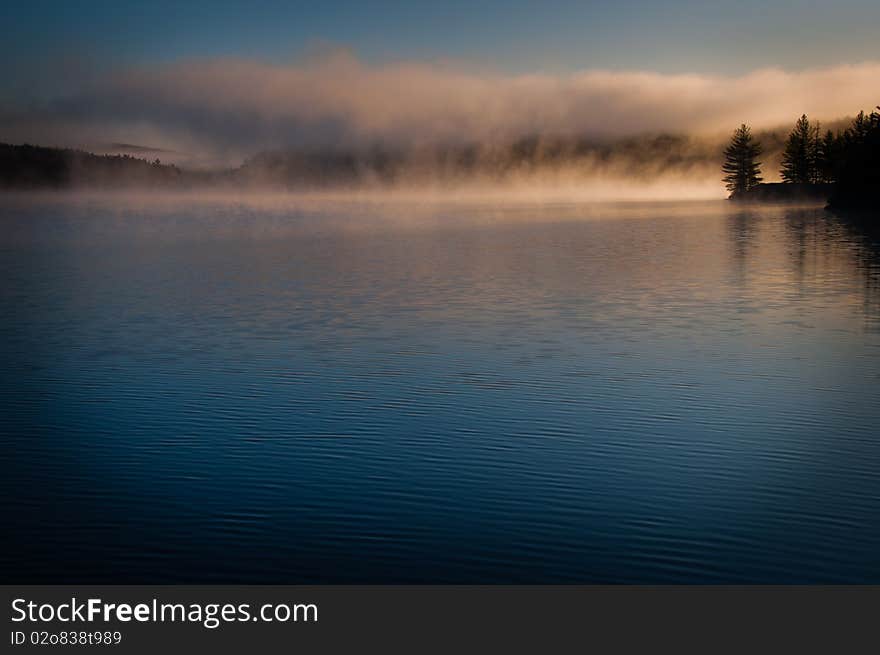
4, 0, 879, 74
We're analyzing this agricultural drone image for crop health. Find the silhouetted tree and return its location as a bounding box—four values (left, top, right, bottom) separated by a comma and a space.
722, 124, 763, 197
810, 121, 822, 183
829, 107, 880, 210
781, 114, 820, 184
817, 129, 841, 183
848, 110, 873, 142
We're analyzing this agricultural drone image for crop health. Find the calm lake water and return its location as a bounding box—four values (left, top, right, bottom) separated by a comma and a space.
2, 194, 879, 583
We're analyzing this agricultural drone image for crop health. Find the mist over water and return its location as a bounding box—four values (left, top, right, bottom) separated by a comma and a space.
2, 196, 879, 583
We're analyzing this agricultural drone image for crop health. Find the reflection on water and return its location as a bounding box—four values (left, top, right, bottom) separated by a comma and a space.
1, 196, 879, 583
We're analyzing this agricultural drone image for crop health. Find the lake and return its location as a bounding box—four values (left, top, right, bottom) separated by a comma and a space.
2, 194, 879, 583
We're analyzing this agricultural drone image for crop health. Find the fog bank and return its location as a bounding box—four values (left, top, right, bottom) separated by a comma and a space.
2, 53, 879, 167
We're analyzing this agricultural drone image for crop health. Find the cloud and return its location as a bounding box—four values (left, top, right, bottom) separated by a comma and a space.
2, 52, 879, 165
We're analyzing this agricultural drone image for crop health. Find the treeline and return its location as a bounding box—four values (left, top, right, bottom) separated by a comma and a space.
0, 135, 729, 191
0, 144, 216, 189
723, 107, 880, 209
237, 134, 719, 187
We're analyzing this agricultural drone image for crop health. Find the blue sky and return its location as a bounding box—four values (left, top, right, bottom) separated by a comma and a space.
4, 0, 880, 75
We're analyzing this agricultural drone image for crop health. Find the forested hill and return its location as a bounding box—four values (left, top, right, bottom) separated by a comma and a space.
235, 134, 723, 187
4, 122, 867, 193
0, 144, 209, 189
0, 136, 729, 190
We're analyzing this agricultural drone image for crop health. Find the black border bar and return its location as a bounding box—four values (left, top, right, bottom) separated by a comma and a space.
4, 586, 877, 653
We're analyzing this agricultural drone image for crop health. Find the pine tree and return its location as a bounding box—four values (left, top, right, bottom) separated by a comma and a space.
810, 121, 822, 183
848, 110, 871, 142
780, 114, 819, 184
817, 129, 840, 184
722, 124, 763, 197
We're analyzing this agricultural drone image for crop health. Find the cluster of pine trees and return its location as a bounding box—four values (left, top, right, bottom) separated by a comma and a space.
722, 107, 880, 207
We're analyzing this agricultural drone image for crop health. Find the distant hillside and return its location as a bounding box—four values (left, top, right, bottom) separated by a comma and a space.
236, 134, 731, 188
0, 144, 215, 189
0, 127, 806, 191
234, 122, 841, 188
